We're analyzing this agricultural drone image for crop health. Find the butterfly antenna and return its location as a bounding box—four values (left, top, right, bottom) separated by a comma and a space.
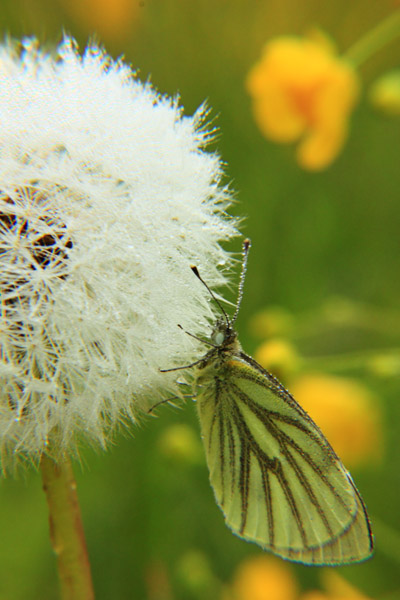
191, 265, 231, 327
232, 238, 251, 324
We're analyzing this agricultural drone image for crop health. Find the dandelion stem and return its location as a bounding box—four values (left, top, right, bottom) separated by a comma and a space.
345, 9, 400, 67
40, 454, 94, 600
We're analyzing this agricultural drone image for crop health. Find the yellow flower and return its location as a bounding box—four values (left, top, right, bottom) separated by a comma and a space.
300, 594, 329, 600
248, 307, 295, 339
225, 557, 374, 600
58, 0, 142, 41
300, 571, 373, 600
246, 34, 360, 170
290, 374, 382, 468
176, 550, 221, 598
369, 70, 400, 116
367, 351, 400, 378
254, 338, 300, 381
225, 556, 298, 600
157, 424, 204, 465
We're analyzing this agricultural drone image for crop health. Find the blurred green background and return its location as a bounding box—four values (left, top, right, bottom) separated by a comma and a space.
0, 1, 400, 598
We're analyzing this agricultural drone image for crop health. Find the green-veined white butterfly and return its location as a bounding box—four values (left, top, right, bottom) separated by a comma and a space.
161, 239, 373, 565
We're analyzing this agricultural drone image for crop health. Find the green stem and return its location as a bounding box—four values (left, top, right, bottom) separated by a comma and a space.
345, 9, 400, 67
40, 454, 94, 600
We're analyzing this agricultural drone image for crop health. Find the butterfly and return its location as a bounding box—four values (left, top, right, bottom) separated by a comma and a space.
161, 239, 374, 565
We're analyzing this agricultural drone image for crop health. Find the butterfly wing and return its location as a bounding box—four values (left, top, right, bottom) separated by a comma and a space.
195, 352, 373, 565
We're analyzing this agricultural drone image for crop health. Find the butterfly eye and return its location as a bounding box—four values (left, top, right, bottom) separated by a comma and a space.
214, 331, 225, 345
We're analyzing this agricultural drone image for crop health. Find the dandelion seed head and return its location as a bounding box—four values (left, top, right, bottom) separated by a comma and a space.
0, 37, 237, 471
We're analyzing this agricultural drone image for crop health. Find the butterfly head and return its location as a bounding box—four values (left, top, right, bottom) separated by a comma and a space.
210, 317, 237, 348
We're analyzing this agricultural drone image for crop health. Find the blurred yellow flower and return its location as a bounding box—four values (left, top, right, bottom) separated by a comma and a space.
157, 424, 204, 465
369, 70, 400, 116
300, 593, 329, 600
176, 550, 220, 597
246, 34, 360, 170
248, 307, 295, 339
290, 374, 382, 468
58, 0, 142, 41
302, 570, 374, 600
224, 557, 374, 600
254, 338, 300, 380
225, 556, 297, 600
367, 351, 400, 378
